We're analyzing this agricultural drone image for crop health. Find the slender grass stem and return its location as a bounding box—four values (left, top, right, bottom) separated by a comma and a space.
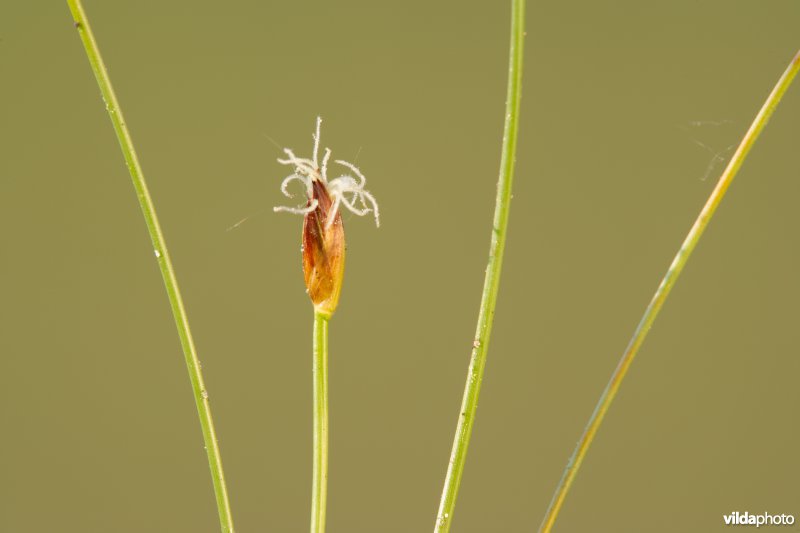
433, 1, 525, 531
66, 2, 235, 532
311, 312, 330, 533
539, 49, 800, 533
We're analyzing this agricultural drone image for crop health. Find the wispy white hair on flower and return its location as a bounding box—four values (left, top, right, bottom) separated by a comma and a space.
273, 117, 379, 229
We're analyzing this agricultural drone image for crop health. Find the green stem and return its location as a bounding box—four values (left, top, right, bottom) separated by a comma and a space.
539, 49, 800, 533
434, 0, 525, 531
66, 2, 235, 532
311, 312, 329, 533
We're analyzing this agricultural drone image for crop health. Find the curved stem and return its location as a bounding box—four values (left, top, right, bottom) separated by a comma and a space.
433, 0, 525, 531
311, 312, 330, 533
539, 49, 800, 533
66, 2, 236, 532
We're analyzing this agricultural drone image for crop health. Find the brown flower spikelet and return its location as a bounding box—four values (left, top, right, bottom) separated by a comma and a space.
302, 178, 345, 318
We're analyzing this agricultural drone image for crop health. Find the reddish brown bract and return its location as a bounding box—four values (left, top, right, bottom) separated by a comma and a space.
302, 179, 346, 318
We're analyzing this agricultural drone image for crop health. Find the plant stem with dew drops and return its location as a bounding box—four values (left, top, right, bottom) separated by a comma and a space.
66, 2, 236, 531
434, 0, 526, 531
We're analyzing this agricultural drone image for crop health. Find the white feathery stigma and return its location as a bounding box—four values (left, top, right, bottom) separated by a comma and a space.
273, 117, 380, 228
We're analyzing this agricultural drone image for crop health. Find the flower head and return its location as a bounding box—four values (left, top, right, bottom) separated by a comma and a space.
274, 117, 379, 317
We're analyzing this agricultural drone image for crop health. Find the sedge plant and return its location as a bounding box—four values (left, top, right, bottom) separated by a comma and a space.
273, 117, 380, 533
65, 0, 800, 531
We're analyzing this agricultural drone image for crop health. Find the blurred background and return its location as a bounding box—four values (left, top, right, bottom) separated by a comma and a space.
2, 1, 799, 531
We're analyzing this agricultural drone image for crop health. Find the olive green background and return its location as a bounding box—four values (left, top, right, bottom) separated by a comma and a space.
2, 2, 799, 532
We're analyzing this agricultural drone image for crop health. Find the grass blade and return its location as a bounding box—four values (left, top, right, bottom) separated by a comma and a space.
66, 2, 236, 531
539, 49, 800, 533
433, 0, 526, 530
